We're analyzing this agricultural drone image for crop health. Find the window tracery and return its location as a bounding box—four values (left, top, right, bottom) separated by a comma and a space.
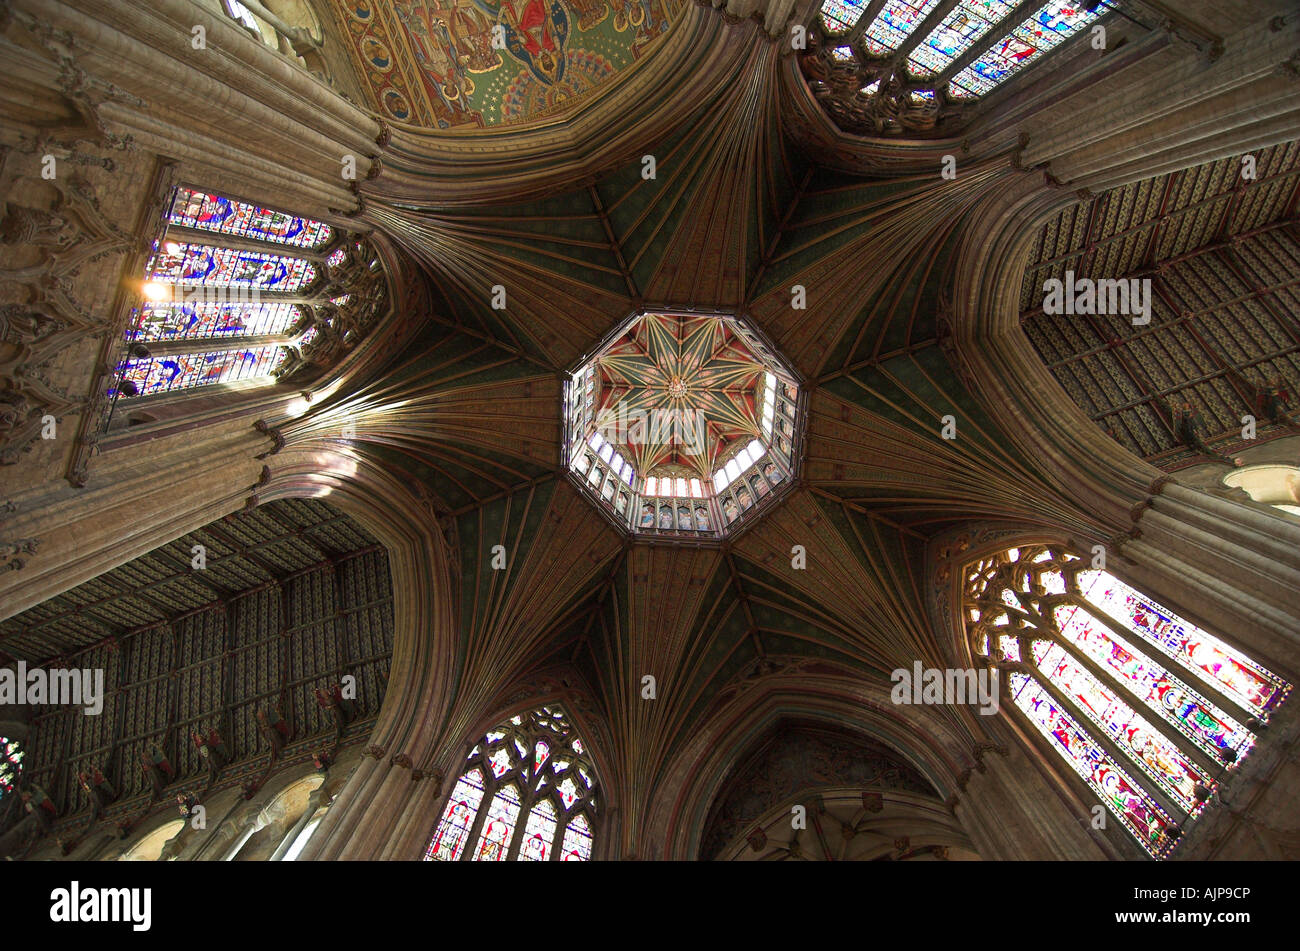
803, 0, 1108, 136
424, 706, 599, 862
107, 187, 386, 413
963, 544, 1290, 858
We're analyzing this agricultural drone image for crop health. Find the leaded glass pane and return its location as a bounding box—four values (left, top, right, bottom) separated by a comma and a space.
864, 0, 945, 56
169, 186, 332, 249
518, 799, 558, 861
147, 244, 316, 292
112, 346, 282, 396
905, 0, 1017, 78
1010, 672, 1178, 858
128, 302, 301, 342
424, 769, 486, 861
950, 1, 1100, 97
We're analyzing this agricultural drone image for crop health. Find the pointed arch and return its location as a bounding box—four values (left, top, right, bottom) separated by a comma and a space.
960, 542, 1291, 858
423, 705, 601, 861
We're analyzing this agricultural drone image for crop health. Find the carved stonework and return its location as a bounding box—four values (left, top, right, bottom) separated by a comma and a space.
0, 537, 37, 558
698, 724, 935, 860
796, 30, 963, 139
6, 6, 144, 160
0, 163, 139, 475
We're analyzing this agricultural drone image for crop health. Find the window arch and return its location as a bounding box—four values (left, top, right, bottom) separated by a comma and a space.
963, 544, 1291, 858
1221, 464, 1300, 520
424, 706, 599, 861
806, 1, 1108, 135
119, 819, 185, 861
107, 187, 385, 410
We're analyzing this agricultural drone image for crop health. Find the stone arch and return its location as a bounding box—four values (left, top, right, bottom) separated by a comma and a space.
229, 769, 324, 861
416, 679, 612, 862
642, 661, 1098, 860
119, 818, 186, 862
697, 717, 975, 861
713, 786, 980, 861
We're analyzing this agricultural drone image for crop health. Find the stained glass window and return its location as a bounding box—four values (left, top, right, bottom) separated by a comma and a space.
111, 346, 284, 397
147, 244, 316, 292
425, 768, 487, 861
863, 0, 945, 56
560, 813, 593, 861
0, 737, 22, 798
814, 0, 1106, 135
950, 1, 1100, 97
518, 799, 558, 861
821, 0, 868, 34
423, 705, 599, 861
906, 0, 1018, 78
963, 545, 1290, 858
112, 186, 367, 404
128, 302, 302, 342
168, 186, 332, 249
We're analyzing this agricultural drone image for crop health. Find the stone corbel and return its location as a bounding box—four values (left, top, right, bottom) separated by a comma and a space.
252, 419, 285, 459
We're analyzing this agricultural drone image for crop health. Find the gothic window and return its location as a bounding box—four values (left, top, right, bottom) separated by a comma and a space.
806, 0, 1107, 136
108, 187, 386, 409
0, 737, 22, 797
167, 187, 332, 249
963, 545, 1291, 858
424, 706, 599, 861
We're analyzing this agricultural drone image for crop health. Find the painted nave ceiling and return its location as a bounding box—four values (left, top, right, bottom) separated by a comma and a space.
0, 0, 1297, 864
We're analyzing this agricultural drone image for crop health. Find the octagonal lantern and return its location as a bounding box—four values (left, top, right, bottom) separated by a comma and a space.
563, 311, 804, 540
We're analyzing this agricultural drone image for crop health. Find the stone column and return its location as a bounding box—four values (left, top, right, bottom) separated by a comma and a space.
953, 746, 1117, 859
267, 785, 325, 861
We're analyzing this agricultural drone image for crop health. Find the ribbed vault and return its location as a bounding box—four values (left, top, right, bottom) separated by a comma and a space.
272, 10, 1300, 857
3, 0, 1298, 863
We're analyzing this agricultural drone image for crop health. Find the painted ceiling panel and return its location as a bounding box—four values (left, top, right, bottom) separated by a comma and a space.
330, 0, 687, 128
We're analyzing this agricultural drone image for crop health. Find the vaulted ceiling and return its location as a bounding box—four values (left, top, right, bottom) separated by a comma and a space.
264, 13, 1300, 831
6, 0, 1298, 857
